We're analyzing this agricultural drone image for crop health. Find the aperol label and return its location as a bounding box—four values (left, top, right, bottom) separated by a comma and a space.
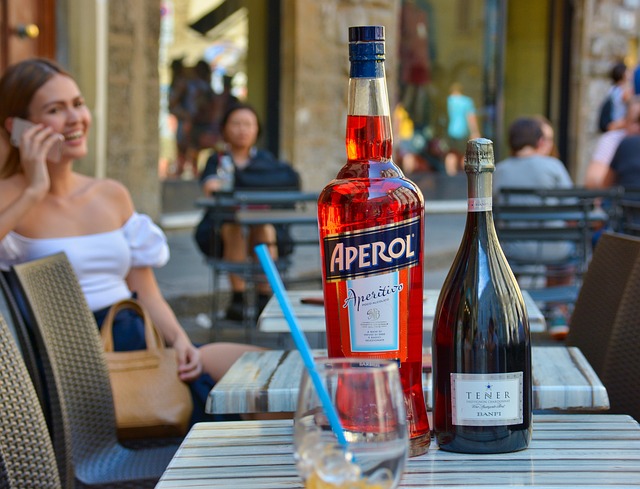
323, 217, 421, 282
323, 219, 418, 361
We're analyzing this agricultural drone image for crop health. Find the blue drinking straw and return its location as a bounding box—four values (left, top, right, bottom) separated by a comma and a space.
254, 244, 348, 448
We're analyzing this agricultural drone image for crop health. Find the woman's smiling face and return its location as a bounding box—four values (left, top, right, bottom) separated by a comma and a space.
28, 73, 92, 162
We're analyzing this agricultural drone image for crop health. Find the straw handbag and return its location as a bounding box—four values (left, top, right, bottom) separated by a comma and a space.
100, 299, 193, 439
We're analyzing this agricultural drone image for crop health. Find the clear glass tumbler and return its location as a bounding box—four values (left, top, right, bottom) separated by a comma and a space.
294, 358, 409, 489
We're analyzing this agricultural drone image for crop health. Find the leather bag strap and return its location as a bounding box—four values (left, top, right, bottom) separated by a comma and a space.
100, 298, 165, 352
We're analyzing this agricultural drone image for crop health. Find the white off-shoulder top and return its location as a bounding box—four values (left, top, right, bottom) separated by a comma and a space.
0, 213, 169, 311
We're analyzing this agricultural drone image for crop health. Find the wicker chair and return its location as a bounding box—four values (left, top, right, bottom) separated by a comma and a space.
565, 232, 640, 377
600, 251, 640, 422
0, 311, 62, 488
11, 253, 179, 488
0, 272, 48, 421
0, 449, 8, 488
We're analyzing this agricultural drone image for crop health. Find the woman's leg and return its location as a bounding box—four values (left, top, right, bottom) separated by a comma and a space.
221, 222, 248, 292
199, 342, 265, 381
249, 224, 278, 296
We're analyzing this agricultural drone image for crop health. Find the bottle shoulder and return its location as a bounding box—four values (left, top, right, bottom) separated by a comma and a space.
319, 161, 424, 202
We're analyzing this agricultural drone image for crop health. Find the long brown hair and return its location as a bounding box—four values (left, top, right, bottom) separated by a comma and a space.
0, 58, 71, 178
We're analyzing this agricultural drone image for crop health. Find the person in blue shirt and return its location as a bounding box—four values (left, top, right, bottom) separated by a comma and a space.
445, 82, 479, 175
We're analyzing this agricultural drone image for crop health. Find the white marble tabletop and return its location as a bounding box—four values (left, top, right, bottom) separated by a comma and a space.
156, 414, 640, 488
258, 289, 547, 334
206, 346, 609, 416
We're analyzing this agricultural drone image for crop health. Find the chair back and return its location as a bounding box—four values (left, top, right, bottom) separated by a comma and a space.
11, 252, 178, 488
494, 187, 623, 310
615, 187, 640, 236
0, 311, 62, 488
600, 251, 640, 421
0, 272, 48, 419
565, 232, 640, 376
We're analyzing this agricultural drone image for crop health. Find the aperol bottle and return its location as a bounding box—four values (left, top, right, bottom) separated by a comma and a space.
317, 25, 430, 456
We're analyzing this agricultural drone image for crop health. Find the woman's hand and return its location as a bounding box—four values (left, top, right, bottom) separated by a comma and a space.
172, 334, 203, 382
17, 123, 62, 199
203, 177, 223, 194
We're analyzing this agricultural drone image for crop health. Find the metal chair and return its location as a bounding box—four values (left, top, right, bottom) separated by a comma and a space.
11, 252, 179, 488
600, 249, 640, 422
614, 187, 640, 237
494, 187, 623, 316
565, 232, 640, 377
196, 190, 319, 341
0, 310, 62, 488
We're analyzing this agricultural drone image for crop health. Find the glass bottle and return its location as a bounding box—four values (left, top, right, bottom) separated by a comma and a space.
217, 154, 235, 192
317, 25, 430, 457
432, 138, 532, 453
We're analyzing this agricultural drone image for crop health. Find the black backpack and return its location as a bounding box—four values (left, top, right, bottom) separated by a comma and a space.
598, 94, 613, 133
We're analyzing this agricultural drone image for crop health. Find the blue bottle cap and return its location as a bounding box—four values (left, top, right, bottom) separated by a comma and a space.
348, 25, 384, 42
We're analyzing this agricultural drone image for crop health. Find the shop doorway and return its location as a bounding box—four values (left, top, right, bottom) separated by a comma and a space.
396, 0, 573, 174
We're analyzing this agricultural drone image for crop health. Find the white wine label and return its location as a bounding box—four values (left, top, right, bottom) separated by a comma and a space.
451, 372, 523, 426
468, 197, 492, 212
346, 272, 401, 352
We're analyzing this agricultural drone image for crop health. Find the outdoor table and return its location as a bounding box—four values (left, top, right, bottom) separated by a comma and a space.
156, 414, 640, 488
258, 289, 548, 334
206, 347, 609, 416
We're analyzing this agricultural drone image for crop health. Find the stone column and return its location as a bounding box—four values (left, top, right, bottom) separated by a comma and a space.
281, 0, 401, 192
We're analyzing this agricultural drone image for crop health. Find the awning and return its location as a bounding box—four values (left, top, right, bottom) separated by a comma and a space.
189, 0, 243, 35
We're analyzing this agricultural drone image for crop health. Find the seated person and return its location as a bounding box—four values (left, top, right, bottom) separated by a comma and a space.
585, 96, 640, 188
493, 116, 575, 336
494, 116, 575, 262
198, 103, 300, 321
0, 58, 262, 426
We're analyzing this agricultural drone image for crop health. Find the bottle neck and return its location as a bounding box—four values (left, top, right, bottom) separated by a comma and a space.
346, 75, 393, 161
466, 171, 493, 212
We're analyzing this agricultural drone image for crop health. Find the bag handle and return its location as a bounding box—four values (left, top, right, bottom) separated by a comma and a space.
100, 298, 165, 353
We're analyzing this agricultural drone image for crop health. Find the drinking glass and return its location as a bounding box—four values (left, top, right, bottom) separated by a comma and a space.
293, 358, 409, 489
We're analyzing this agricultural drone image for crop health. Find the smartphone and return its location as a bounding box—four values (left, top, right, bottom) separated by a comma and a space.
10, 117, 63, 163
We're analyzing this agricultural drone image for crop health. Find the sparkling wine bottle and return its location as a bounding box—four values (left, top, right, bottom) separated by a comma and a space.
432, 138, 532, 453
317, 25, 430, 457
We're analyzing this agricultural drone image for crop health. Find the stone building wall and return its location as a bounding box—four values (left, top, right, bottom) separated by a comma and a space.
572, 0, 639, 183
106, 0, 162, 219
281, 0, 401, 192
67, 0, 162, 219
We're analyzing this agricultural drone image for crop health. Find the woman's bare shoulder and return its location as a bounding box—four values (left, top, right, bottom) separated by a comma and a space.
85, 176, 135, 219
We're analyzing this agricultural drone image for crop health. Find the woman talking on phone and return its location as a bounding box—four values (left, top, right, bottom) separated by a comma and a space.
0, 57, 261, 423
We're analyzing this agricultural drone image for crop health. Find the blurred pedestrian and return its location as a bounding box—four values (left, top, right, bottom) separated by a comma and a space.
445, 82, 480, 175
598, 61, 632, 133
167, 58, 191, 178
184, 60, 217, 177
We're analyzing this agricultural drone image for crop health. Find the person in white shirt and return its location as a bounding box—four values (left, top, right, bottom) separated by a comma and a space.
0, 58, 261, 423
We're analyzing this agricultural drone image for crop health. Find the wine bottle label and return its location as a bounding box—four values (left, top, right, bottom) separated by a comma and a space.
468, 197, 492, 212
451, 372, 524, 426
322, 218, 420, 360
